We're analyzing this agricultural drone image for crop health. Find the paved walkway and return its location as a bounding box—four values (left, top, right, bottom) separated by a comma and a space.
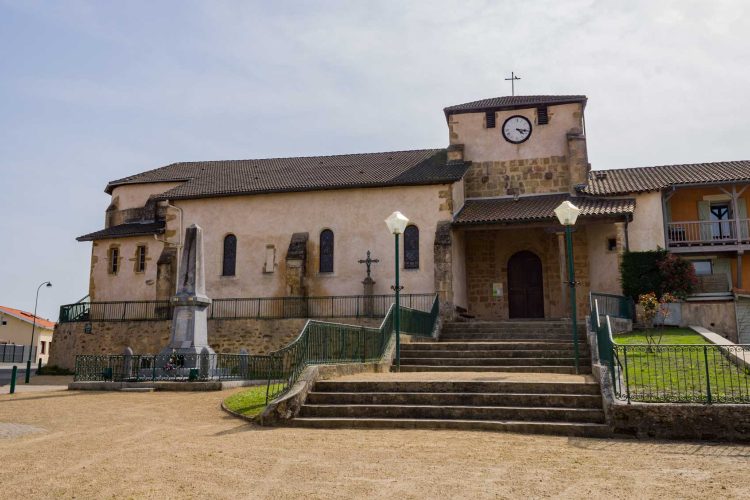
1, 388, 749, 499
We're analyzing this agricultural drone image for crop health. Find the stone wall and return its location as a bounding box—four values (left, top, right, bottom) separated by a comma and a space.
680, 301, 737, 343
462, 156, 571, 198
464, 226, 590, 320
49, 317, 385, 371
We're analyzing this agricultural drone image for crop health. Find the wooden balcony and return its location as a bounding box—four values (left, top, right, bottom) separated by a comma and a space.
667, 219, 750, 252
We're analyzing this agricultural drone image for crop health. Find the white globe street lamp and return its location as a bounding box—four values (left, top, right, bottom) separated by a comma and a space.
555, 200, 582, 374
385, 211, 409, 371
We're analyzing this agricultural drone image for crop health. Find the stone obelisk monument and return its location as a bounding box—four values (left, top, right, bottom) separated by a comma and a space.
160, 224, 215, 358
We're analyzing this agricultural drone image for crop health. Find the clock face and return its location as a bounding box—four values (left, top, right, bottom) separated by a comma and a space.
502, 115, 532, 144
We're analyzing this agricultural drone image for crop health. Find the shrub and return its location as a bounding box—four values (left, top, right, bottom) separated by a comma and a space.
658, 252, 698, 300
36, 365, 74, 376
637, 292, 676, 346
620, 249, 667, 300
620, 249, 697, 300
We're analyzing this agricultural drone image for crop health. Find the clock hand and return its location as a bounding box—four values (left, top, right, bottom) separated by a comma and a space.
516, 128, 529, 134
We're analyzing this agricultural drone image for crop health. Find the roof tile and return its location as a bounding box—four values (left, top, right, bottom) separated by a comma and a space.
453, 195, 635, 225
581, 161, 750, 196
444, 95, 587, 113
105, 149, 470, 200
76, 221, 165, 242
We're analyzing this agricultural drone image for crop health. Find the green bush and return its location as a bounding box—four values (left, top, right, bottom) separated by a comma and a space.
620, 249, 697, 300
620, 249, 666, 300
36, 365, 74, 376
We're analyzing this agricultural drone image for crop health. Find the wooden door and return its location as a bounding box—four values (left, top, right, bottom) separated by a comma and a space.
507, 251, 544, 319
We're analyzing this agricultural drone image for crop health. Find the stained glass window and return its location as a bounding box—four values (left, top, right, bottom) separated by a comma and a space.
223, 234, 237, 276
404, 225, 419, 269
320, 229, 334, 273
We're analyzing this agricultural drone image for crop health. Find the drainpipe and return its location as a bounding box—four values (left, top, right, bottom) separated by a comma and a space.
154, 201, 183, 263
624, 220, 630, 251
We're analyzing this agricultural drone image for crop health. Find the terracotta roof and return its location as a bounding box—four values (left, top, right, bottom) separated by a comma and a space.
104, 149, 470, 200
580, 160, 750, 196
453, 195, 635, 225
0, 306, 55, 329
76, 220, 165, 242
444, 95, 587, 115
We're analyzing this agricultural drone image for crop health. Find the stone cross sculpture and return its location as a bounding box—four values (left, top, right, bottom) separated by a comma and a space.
358, 251, 379, 279
358, 250, 379, 315
159, 224, 215, 359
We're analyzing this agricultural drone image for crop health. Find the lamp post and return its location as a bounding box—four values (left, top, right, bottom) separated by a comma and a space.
554, 201, 582, 374
26, 281, 52, 383
385, 211, 409, 372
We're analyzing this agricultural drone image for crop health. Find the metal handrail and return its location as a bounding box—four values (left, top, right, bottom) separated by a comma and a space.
264, 293, 440, 403
667, 219, 737, 244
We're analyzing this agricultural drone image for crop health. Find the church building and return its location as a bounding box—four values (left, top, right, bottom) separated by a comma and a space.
76, 95, 750, 334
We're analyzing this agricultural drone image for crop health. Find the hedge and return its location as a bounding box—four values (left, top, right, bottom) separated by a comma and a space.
620, 249, 668, 300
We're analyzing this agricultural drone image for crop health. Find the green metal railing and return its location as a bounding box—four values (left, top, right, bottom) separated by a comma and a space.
59, 294, 436, 323
74, 353, 272, 382
590, 294, 750, 404
590, 292, 633, 320
72, 294, 440, 399
265, 294, 439, 403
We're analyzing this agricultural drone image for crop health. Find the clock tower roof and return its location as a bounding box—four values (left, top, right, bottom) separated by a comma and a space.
443, 95, 587, 120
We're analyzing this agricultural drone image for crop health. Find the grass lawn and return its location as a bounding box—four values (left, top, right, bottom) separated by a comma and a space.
610, 328, 750, 403
613, 328, 709, 345
223, 385, 268, 419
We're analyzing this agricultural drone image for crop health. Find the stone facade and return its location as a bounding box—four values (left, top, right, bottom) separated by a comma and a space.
49, 317, 385, 371
463, 226, 591, 320
463, 156, 571, 198
433, 221, 454, 317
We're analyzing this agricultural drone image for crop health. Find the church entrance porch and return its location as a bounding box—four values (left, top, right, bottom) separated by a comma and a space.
461, 226, 579, 320
450, 194, 635, 322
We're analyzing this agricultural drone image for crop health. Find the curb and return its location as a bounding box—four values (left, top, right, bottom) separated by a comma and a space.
221, 400, 258, 424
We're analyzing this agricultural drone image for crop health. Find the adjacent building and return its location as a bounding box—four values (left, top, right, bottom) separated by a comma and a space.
0, 305, 55, 364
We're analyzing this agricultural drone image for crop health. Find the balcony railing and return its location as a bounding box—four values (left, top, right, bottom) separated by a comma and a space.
667, 219, 750, 246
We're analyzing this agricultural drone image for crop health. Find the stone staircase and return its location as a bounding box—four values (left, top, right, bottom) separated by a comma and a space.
401, 321, 590, 374
293, 320, 608, 437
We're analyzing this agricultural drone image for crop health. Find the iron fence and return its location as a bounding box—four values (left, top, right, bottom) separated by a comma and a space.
591, 295, 750, 404
59, 294, 436, 323
74, 353, 272, 382
265, 294, 440, 403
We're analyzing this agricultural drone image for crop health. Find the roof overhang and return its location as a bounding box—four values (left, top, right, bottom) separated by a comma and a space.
444, 97, 587, 123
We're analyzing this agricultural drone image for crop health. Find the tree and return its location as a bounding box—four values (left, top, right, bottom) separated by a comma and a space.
637, 292, 676, 347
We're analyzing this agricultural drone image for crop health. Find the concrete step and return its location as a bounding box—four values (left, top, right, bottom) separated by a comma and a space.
299, 404, 605, 423
402, 342, 590, 352
306, 391, 603, 409
293, 417, 612, 437
439, 333, 577, 341
442, 323, 584, 332
400, 349, 586, 359
400, 357, 590, 367
314, 380, 602, 395
396, 365, 592, 374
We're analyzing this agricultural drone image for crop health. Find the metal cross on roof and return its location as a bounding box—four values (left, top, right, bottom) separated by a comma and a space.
357, 250, 380, 279
505, 71, 521, 96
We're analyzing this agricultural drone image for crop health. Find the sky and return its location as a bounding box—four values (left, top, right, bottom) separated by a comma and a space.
1, 0, 749, 321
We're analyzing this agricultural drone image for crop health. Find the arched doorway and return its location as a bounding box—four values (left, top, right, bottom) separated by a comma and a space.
507, 250, 544, 319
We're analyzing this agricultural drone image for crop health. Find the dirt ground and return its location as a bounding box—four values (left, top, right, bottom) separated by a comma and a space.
1, 388, 749, 500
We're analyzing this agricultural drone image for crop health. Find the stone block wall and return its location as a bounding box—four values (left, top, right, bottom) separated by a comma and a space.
49, 317, 385, 371
462, 156, 570, 199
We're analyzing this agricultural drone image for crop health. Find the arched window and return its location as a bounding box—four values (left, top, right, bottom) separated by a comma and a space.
404, 225, 419, 269
222, 234, 237, 276
320, 229, 334, 273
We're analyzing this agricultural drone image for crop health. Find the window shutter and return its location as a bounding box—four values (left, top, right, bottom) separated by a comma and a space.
738, 198, 748, 239
486, 111, 495, 129
697, 201, 711, 241
537, 106, 549, 125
